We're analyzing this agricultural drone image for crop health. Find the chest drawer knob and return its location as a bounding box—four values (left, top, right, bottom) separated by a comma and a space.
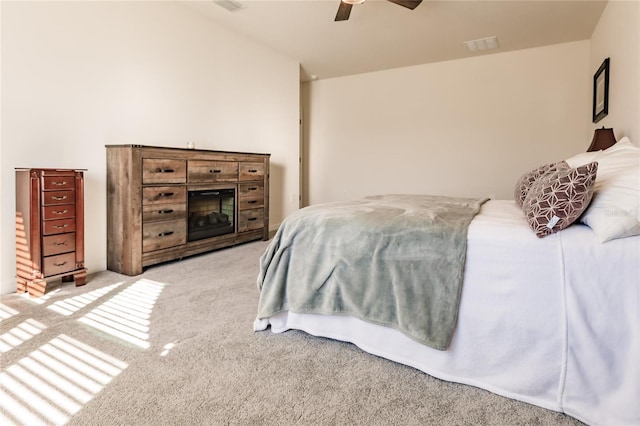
159, 209, 174, 214
51, 181, 68, 186
53, 209, 69, 215
53, 224, 69, 229
52, 195, 68, 201
209, 169, 222, 173
158, 231, 175, 237
158, 192, 174, 198
53, 260, 68, 267
157, 168, 174, 173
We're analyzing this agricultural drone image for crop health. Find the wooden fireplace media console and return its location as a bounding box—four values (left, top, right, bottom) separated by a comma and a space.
106, 145, 270, 276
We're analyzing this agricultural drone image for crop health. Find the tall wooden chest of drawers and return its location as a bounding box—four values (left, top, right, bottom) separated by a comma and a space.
15, 168, 88, 296
106, 145, 270, 276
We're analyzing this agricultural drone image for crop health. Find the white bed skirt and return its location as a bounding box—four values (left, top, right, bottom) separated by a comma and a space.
255, 201, 639, 426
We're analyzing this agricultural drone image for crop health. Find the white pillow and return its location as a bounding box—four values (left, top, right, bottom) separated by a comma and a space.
565, 150, 600, 168
578, 137, 640, 242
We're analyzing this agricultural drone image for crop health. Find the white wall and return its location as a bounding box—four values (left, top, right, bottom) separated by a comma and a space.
302, 41, 592, 206
0, 1, 300, 294
589, 0, 639, 144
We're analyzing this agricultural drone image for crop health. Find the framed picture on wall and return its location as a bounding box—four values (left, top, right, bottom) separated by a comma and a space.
592, 57, 610, 123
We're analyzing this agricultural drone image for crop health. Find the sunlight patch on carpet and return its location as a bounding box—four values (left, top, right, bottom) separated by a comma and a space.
78, 279, 167, 349
160, 342, 175, 356
0, 319, 47, 355
0, 334, 127, 425
48, 282, 125, 316
21, 289, 62, 305
0, 304, 20, 321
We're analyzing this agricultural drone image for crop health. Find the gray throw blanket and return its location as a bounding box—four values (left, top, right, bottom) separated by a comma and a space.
256, 194, 488, 350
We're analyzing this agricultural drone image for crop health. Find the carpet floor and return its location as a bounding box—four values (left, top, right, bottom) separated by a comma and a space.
0, 240, 583, 425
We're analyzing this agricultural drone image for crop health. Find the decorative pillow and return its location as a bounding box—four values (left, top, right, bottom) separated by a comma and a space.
578, 137, 640, 242
514, 161, 569, 208
522, 162, 598, 238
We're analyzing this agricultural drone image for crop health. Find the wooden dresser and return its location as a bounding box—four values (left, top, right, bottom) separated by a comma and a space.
106, 145, 270, 276
15, 168, 87, 296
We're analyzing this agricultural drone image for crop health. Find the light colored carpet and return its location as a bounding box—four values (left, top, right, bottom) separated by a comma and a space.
0, 241, 583, 425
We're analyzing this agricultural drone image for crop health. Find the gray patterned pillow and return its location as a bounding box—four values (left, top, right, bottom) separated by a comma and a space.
514, 161, 570, 208
523, 161, 598, 238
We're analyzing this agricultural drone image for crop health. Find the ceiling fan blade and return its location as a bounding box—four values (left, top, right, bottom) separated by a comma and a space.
335, 2, 353, 21
386, 0, 423, 10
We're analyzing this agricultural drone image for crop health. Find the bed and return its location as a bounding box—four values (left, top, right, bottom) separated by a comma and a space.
254, 138, 640, 426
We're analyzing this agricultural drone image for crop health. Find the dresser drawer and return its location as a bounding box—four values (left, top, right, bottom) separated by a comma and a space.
238, 209, 264, 232
43, 233, 76, 256
142, 159, 187, 184
43, 252, 76, 277
239, 162, 265, 181
43, 204, 75, 220
188, 160, 238, 183
43, 218, 76, 235
143, 220, 187, 252
143, 203, 186, 223
42, 190, 75, 206
238, 183, 264, 210
142, 186, 187, 205
42, 175, 75, 190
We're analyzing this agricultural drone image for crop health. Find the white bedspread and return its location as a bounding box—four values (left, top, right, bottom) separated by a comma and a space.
256, 200, 639, 426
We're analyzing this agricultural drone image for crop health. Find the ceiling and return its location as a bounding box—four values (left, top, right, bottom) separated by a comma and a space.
182, 0, 607, 82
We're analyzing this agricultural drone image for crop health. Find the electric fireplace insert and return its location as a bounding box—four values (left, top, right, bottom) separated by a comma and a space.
188, 189, 235, 241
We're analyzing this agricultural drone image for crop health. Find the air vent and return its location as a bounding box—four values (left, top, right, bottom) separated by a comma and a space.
464, 36, 499, 52
214, 0, 245, 12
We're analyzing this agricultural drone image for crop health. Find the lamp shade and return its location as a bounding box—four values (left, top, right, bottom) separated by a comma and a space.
587, 127, 616, 152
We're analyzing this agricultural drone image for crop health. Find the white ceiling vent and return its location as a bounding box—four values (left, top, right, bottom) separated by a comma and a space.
214, 0, 246, 12
464, 36, 499, 52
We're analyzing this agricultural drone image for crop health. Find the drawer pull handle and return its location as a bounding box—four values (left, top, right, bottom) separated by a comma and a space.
159, 209, 174, 214
248, 187, 258, 191
247, 218, 257, 222
53, 209, 69, 215
158, 231, 174, 237
247, 200, 258, 204
51, 181, 68, 186
210, 169, 222, 173
157, 168, 174, 173
158, 192, 175, 197
52, 195, 68, 201
248, 169, 258, 173
53, 241, 68, 246
53, 224, 69, 229
53, 261, 67, 267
